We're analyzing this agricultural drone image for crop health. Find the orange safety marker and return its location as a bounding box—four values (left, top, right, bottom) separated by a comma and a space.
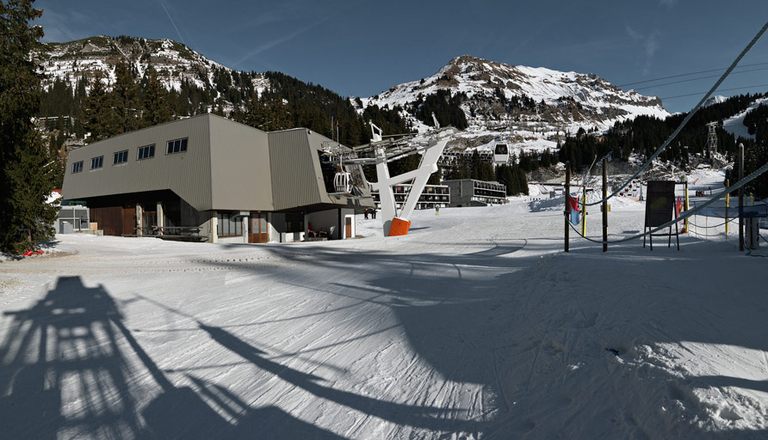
389, 217, 411, 236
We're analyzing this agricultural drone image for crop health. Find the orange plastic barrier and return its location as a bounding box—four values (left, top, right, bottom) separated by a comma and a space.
388, 217, 411, 236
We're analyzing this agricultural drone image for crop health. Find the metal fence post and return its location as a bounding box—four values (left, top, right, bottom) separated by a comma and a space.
581, 185, 587, 237
564, 164, 570, 253
602, 158, 608, 252
683, 181, 689, 233
725, 179, 730, 237
738, 143, 745, 252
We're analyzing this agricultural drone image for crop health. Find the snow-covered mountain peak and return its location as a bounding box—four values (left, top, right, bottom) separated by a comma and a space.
38, 35, 266, 95
360, 55, 670, 152
370, 55, 664, 114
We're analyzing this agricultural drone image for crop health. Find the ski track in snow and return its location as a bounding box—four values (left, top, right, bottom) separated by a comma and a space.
1, 197, 767, 439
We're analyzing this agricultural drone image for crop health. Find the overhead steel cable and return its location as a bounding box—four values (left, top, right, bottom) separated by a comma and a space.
661, 82, 768, 100
580, 20, 768, 208
632, 66, 768, 91
617, 61, 768, 88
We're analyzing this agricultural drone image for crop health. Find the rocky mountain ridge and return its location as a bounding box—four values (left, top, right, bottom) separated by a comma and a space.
37, 36, 671, 155
356, 55, 671, 152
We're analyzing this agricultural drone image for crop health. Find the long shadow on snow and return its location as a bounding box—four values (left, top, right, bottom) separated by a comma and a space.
197, 322, 478, 432
0, 276, 347, 439
203, 238, 768, 439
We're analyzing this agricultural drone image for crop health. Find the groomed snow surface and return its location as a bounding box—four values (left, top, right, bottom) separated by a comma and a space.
1, 197, 767, 439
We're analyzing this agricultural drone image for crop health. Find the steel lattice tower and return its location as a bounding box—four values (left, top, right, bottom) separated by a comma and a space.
706, 122, 718, 155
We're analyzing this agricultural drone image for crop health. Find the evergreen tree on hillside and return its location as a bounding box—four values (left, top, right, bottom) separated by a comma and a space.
140, 66, 172, 126
512, 164, 529, 195
559, 93, 767, 173
362, 104, 410, 136
39, 77, 75, 116
82, 72, 120, 141
0, 0, 58, 254
495, 163, 528, 196
263, 71, 370, 145
112, 61, 141, 133
232, 91, 291, 131
414, 90, 469, 130
495, 164, 515, 195
470, 151, 495, 181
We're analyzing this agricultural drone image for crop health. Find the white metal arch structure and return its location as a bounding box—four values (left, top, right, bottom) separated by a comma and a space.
353, 122, 454, 236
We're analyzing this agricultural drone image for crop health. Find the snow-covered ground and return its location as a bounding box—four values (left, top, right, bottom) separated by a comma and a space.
1, 197, 767, 439
722, 97, 768, 141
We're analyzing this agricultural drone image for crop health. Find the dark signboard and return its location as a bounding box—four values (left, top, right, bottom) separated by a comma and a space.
645, 180, 676, 227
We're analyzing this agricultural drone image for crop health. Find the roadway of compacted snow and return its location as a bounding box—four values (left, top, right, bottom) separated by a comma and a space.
1, 197, 767, 439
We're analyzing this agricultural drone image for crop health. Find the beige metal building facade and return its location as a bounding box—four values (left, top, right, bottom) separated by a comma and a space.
444, 179, 508, 207
62, 114, 371, 243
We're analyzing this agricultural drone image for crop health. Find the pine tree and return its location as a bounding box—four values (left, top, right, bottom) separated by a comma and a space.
513, 165, 529, 196
0, 0, 58, 254
496, 164, 517, 195
112, 61, 140, 133
140, 65, 172, 126
82, 72, 120, 141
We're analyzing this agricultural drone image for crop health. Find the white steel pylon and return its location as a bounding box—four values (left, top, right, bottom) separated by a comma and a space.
366, 122, 453, 236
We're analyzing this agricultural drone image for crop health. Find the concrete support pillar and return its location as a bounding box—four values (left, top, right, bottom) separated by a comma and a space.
136, 204, 143, 236
242, 213, 249, 243
266, 212, 273, 243
210, 212, 218, 244
156, 201, 164, 235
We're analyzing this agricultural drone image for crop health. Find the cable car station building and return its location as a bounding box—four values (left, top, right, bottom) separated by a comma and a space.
62, 114, 372, 243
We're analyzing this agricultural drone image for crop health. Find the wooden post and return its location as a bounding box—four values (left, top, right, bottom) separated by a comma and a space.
602, 158, 608, 252
738, 143, 745, 252
564, 164, 570, 253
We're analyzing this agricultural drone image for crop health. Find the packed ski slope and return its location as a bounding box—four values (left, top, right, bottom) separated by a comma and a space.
1, 197, 767, 439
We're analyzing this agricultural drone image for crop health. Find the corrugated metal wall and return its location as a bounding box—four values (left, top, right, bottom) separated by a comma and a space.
63, 116, 359, 215
209, 116, 273, 211
268, 130, 323, 211
62, 115, 213, 211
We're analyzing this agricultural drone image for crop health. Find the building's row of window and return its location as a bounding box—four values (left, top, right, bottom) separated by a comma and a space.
71, 138, 187, 174
114, 150, 128, 165
138, 144, 155, 160
217, 212, 243, 237
167, 138, 188, 154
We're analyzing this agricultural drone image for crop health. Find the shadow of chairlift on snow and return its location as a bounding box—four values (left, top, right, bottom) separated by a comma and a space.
196, 322, 479, 434
0, 276, 347, 440
198, 240, 768, 438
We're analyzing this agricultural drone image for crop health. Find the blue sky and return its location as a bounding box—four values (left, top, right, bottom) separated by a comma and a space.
36, 0, 768, 112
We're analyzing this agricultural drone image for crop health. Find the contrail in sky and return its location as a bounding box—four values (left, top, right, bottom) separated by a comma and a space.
158, 0, 187, 45
233, 16, 332, 68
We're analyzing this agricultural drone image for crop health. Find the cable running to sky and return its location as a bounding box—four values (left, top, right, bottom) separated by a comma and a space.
580, 20, 768, 208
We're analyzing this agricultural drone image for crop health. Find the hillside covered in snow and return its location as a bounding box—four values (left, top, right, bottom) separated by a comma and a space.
37, 35, 268, 99
355, 55, 671, 153
36, 37, 671, 156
